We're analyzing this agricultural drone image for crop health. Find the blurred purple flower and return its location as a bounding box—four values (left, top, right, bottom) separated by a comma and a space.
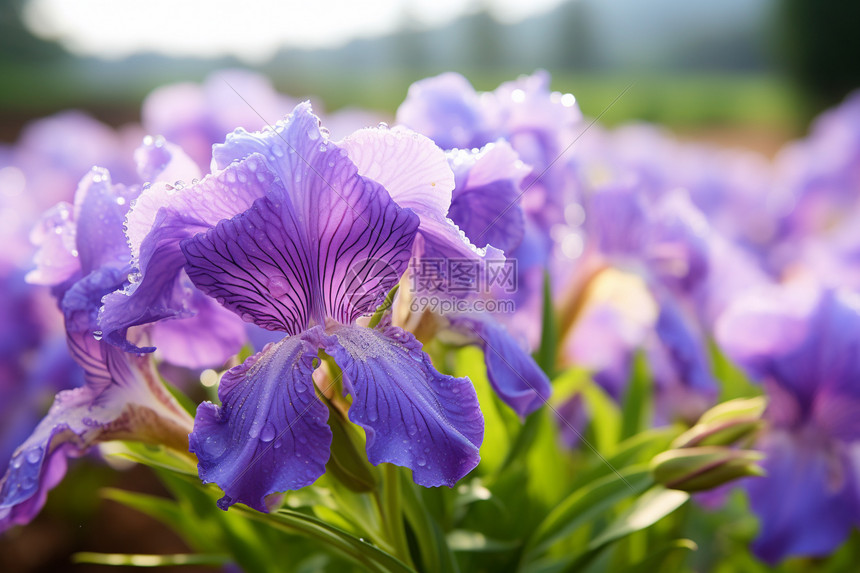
717, 285, 860, 564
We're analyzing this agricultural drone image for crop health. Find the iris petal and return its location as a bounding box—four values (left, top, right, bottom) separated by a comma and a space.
189, 335, 331, 511
322, 324, 483, 487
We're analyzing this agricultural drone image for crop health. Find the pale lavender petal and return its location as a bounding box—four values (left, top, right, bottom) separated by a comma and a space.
134, 135, 201, 185
322, 325, 483, 487
395, 73, 490, 150
150, 282, 247, 369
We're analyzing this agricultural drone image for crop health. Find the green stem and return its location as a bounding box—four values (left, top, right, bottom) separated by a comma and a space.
381, 463, 414, 568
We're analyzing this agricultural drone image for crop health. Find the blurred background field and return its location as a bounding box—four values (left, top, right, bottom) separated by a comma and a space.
2, 0, 858, 154
2, 1, 860, 571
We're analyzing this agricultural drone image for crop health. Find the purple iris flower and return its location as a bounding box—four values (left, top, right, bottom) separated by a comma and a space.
717, 285, 860, 564
0, 163, 194, 532
109, 103, 483, 511
397, 70, 580, 240
342, 128, 551, 418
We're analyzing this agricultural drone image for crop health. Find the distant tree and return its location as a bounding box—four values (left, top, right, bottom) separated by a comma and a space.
779, 0, 860, 116
0, 0, 66, 62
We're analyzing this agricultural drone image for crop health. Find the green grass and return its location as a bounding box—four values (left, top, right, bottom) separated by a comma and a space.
0, 60, 803, 136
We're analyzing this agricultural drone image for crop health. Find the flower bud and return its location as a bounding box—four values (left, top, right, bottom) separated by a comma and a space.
651, 446, 765, 492
672, 397, 766, 449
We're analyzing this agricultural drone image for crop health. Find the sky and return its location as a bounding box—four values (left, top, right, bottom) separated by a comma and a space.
23, 0, 567, 63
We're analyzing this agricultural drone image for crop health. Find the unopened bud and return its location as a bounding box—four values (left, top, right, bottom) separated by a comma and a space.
651, 446, 765, 492
672, 397, 766, 448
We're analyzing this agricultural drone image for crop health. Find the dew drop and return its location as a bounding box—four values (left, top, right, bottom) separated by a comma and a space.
26, 448, 41, 464
319, 127, 330, 138
266, 276, 290, 297
260, 423, 276, 443
116, 196, 126, 206
368, 409, 379, 422
318, 143, 327, 152
93, 330, 103, 341
377, 122, 389, 130
407, 425, 418, 436
307, 129, 320, 141
248, 425, 261, 439
416, 458, 427, 467
204, 435, 227, 458
11, 455, 23, 469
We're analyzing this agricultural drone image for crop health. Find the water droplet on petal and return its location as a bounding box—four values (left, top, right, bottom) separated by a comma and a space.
93, 330, 103, 341
377, 122, 389, 130
260, 423, 276, 443
204, 435, 227, 458
266, 276, 289, 297
26, 448, 41, 464
416, 458, 427, 467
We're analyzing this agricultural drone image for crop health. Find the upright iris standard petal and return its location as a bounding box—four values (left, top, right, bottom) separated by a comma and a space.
447, 141, 529, 253
395, 72, 490, 150
449, 316, 551, 418
321, 325, 483, 487
186, 104, 420, 328
341, 124, 488, 283
190, 335, 332, 512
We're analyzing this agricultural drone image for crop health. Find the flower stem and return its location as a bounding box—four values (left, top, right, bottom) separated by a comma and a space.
381, 463, 414, 567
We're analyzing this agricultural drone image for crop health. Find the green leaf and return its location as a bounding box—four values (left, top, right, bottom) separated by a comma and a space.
708, 339, 761, 401
569, 427, 680, 491
239, 507, 416, 573
454, 346, 509, 474
624, 539, 697, 573
401, 473, 459, 573
447, 530, 519, 553
323, 398, 378, 492
535, 270, 558, 376
73, 552, 229, 567
562, 487, 690, 572
521, 466, 653, 564
588, 486, 690, 549
621, 351, 652, 439
106, 441, 198, 476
